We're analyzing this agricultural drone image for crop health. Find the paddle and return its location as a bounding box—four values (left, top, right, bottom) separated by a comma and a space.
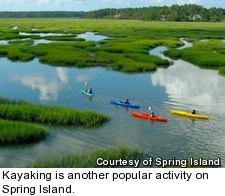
85, 81, 88, 87
84, 81, 88, 92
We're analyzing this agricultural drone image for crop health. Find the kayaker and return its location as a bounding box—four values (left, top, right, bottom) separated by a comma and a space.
192, 109, 196, 114
89, 88, 93, 94
151, 111, 155, 117
124, 99, 129, 104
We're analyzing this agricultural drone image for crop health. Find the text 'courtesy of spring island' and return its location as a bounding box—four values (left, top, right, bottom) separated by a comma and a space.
96, 157, 221, 168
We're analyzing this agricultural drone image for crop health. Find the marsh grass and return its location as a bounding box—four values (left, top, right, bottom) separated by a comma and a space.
27, 146, 143, 168
0, 44, 34, 61
0, 97, 110, 127
1, 19, 225, 73
30, 43, 96, 66
8, 39, 34, 45
219, 66, 225, 75
44, 36, 83, 42
0, 97, 19, 105
0, 119, 47, 145
30, 37, 172, 72
0, 32, 20, 40
165, 39, 225, 71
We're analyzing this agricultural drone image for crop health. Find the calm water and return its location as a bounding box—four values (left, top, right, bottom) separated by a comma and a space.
0, 47, 225, 167
0, 32, 108, 46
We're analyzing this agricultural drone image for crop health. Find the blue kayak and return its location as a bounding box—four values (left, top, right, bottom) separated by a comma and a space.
81, 89, 94, 96
110, 99, 140, 108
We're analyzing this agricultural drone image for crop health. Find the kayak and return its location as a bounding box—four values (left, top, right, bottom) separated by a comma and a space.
130, 111, 168, 122
171, 109, 209, 120
81, 89, 94, 96
110, 99, 140, 108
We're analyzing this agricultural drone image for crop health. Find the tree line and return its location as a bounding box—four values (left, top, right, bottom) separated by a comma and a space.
0, 4, 225, 22
84, 4, 225, 22
0, 11, 85, 18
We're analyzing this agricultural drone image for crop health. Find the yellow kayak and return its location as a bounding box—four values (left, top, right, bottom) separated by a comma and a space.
171, 109, 209, 120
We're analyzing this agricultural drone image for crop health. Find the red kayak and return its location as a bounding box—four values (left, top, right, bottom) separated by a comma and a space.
131, 111, 168, 122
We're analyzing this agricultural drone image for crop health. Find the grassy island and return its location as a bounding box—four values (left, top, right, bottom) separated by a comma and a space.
164, 39, 225, 75
0, 119, 47, 145
0, 97, 110, 127
0, 96, 109, 145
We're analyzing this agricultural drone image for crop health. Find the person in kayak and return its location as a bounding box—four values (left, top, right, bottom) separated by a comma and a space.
124, 99, 129, 104
88, 87, 93, 94
151, 111, 155, 117
192, 109, 196, 114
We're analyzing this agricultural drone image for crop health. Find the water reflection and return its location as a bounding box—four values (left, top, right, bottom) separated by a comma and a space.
19, 31, 108, 42
149, 42, 225, 114
33, 39, 53, 45
151, 53, 225, 114
76, 75, 91, 83
1, 32, 108, 46
0, 39, 53, 46
12, 26, 18, 30
19, 32, 72, 37
11, 67, 69, 101
56, 67, 68, 83
77, 32, 108, 42
149, 46, 169, 60
0, 40, 8, 45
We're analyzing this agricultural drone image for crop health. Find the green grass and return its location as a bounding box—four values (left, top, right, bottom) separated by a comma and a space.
0, 118, 47, 145
0, 96, 109, 145
0, 97, 110, 127
27, 146, 144, 168
1, 19, 225, 73
165, 39, 225, 71
219, 66, 225, 75
29, 37, 171, 72
0, 44, 34, 61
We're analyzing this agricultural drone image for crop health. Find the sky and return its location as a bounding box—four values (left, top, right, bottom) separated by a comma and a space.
0, 0, 224, 12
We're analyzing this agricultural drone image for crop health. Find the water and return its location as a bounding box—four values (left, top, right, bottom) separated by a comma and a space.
1, 31, 108, 46
0, 46, 225, 167
0, 40, 9, 45
19, 32, 73, 37
76, 32, 108, 42
177, 38, 193, 49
